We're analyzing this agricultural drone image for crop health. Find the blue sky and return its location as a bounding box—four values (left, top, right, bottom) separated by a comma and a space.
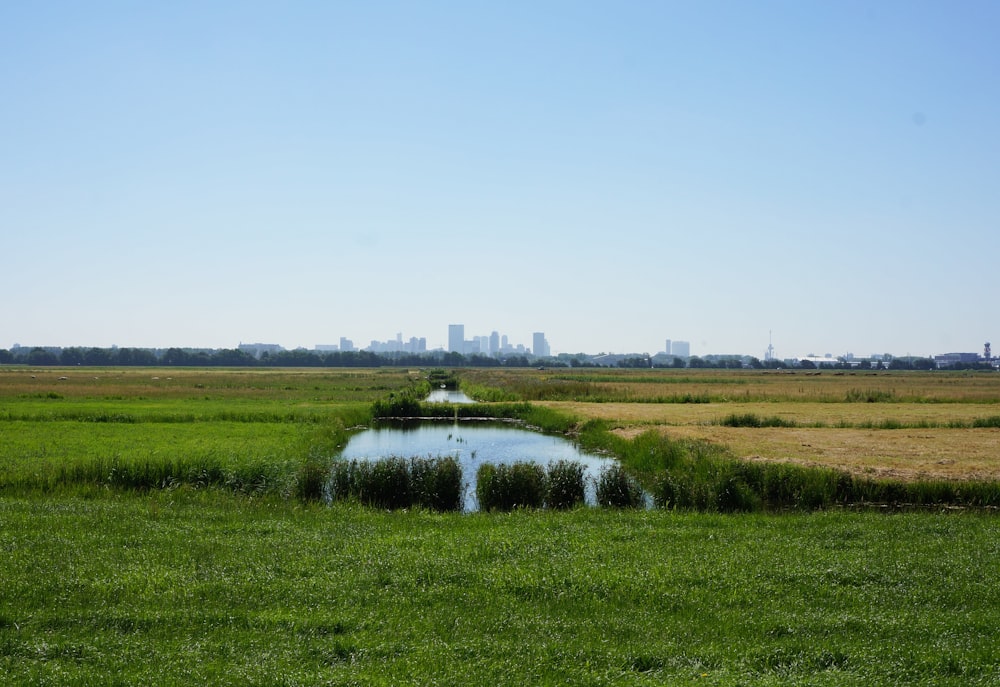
2, 1, 997, 358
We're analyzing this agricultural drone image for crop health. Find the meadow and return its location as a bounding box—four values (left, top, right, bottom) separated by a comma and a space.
2, 366, 1000, 684
2, 495, 999, 686
461, 367, 1000, 482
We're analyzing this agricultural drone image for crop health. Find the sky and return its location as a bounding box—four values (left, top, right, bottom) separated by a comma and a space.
2, 1, 998, 359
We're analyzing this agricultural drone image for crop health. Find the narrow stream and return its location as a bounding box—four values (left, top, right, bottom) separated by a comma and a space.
338, 420, 616, 511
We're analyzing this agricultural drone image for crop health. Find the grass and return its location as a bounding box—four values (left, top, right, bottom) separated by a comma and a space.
718, 412, 798, 428
460, 367, 1000, 403
3, 366, 1000, 683
1, 494, 999, 685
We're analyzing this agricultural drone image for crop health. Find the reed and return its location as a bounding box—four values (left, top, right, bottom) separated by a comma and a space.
328, 456, 464, 512
595, 463, 644, 508
409, 456, 464, 512
476, 462, 546, 511
545, 460, 586, 510
295, 457, 329, 502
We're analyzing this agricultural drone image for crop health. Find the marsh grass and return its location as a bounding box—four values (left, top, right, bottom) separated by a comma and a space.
595, 463, 644, 508
581, 426, 1000, 512
718, 412, 797, 428
545, 460, 586, 509
474, 460, 590, 511
476, 462, 546, 511
330, 456, 464, 512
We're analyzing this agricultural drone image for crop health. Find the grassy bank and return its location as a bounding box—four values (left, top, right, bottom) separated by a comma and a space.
1, 494, 998, 686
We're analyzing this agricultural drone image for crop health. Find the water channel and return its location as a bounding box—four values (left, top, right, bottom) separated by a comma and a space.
424, 388, 477, 404
339, 391, 616, 510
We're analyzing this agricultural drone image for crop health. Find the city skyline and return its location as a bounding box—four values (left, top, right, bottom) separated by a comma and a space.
3, 3, 997, 357
7, 321, 993, 363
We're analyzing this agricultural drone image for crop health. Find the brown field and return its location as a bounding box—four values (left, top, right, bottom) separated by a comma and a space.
459, 368, 1000, 482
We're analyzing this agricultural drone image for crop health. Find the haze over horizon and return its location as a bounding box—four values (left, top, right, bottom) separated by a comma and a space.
3, 2, 997, 360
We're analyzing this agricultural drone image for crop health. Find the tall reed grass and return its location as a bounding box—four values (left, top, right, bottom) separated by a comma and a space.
595, 464, 645, 508
546, 460, 586, 510
475, 460, 590, 511
579, 424, 1000, 512
329, 456, 464, 512
476, 462, 547, 511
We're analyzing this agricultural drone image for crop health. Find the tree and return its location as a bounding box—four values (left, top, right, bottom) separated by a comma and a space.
211, 349, 258, 366
117, 348, 158, 366
60, 348, 85, 366
26, 348, 58, 365
84, 347, 113, 366
162, 348, 192, 366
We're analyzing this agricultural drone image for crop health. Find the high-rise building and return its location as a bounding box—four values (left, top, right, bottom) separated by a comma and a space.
448, 324, 464, 353
664, 339, 672, 355
489, 331, 500, 356
532, 332, 550, 358
671, 340, 690, 358
339, 337, 355, 352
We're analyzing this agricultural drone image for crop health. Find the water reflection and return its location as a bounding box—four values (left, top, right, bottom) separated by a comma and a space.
338, 421, 616, 511
424, 389, 476, 404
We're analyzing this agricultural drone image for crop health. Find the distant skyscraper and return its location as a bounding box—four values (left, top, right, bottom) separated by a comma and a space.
489, 331, 500, 356
532, 332, 550, 358
448, 324, 464, 353
671, 340, 690, 357
339, 337, 355, 352
664, 339, 672, 355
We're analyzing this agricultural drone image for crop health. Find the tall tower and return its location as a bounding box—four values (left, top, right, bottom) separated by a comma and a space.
765, 331, 775, 362
532, 332, 550, 358
448, 324, 464, 353
985, 342, 992, 361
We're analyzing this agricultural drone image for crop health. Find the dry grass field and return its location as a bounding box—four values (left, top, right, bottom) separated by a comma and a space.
461, 368, 1000, 482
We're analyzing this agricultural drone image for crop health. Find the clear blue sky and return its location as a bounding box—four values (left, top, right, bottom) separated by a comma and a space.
3, 1, 997, 358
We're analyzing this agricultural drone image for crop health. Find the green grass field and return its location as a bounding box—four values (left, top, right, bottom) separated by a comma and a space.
3, 494, 998, 686
2, 367, 1000, 684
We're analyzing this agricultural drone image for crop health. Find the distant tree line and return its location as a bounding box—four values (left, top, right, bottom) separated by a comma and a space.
0, 346, 545, 368
0, 346, 972, 370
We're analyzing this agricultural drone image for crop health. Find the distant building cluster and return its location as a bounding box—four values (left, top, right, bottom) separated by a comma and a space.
449, 324, 541, 357
664, 339, 690, 358
365, 334, 427, 354
236, 326, 547, 360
